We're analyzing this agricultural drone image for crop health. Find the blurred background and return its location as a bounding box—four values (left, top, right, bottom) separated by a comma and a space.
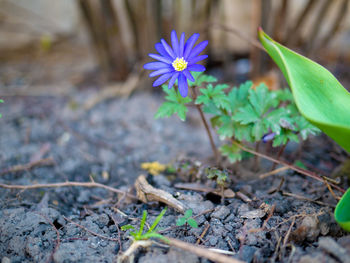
1, 0, 349, 97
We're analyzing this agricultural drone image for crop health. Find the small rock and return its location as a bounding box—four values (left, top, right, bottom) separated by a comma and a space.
211, 206, 230, 220
291, 216, 320, 242
240, 209, 265, 219
238, 245, 257, 263
152, 175, 171, 187
96, 214, 110, 228
207, 235, 218, 246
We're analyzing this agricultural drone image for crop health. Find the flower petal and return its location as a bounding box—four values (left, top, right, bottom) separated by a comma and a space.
178, 73, 188, 97
187, 40, 208, 60
183, 69, 195, 82
161, 39, 175, 58
149, 53, 172, 64
188, 64, 206, 72
155, 43, 172, 59
168, 72, 179, 89
188, 54, 208, 65
153, 72, 173, 87
183, 33, 200, 59
149, 67, 172, 77
171, 30, 180, 57
144, 61, 169, 70
179, 32, 185, 57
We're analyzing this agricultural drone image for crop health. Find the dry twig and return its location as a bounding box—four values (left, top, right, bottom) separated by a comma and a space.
0, 157, 55, 176
0, 180, 138, 200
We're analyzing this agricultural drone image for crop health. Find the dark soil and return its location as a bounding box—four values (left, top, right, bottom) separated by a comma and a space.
1, 45, 349, 263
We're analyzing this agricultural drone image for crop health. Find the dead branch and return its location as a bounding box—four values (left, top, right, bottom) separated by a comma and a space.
0, 157, 55, 176
0, 181, 138, 200
135, 175, 186, 213
166, 237, 244, 263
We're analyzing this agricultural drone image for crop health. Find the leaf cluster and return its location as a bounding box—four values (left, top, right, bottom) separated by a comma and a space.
155, 73, 217, 121
176, 209, 198, 228
121, 207, 168, 242
195, 81, 320, 163
205, 167, 228, 186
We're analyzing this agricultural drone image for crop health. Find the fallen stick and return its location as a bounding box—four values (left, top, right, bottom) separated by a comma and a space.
0, 157, 55, 176
0, 181, 138, 200
166, 237, 244, 263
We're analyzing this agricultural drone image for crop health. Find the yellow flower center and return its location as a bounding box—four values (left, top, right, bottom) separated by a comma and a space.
172, 57, 188, 71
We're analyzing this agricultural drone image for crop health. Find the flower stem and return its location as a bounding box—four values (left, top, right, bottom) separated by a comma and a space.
270, 141, 288, 171
191, 87, 219, 165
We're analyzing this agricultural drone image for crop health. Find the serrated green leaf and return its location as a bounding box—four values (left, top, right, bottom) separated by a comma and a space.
155, 87, 192, 121
259, 29, 350, 152
249, 84, 278, 116
295, 116, 321, 140
176, 217, 186, 226
217, 115, 234, 139
234, 104, 259, 124
227, 82, 251, 113
189, 72, 218, 87
219, 143, 242, 163
184, 209, 193, 218
187, 218, 198, 228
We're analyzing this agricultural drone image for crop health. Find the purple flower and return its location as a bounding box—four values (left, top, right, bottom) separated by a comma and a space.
262, 132, 276, 143
144, 30, 208, 97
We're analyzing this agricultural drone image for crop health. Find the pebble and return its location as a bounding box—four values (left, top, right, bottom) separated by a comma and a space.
211, 206, 231, 220
240, 209, 266, 219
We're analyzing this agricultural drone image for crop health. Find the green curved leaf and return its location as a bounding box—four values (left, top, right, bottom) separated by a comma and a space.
334, 188, 350, 232
258, 29, 350, 152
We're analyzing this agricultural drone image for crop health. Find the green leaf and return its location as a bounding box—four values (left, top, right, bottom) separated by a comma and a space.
187, 218, 198, 228
227, 81, 251, 113
294, 160, 307, 169
189, 72, 217, 87
155, 86, 192, 121
335, 188, 350, 232
121, 225, 135, 231
249, 84, 278, 116
259, 29, 350, 152
138, 210, 147, 236
147, 207, 167, 233
176, 217, 186, 226
217, 115, 235, 139
219, 143, 242, 163
295, 116, 321, 140
184, 209, 193, 219
142, 232, 169, 242
234, 104, 259, 124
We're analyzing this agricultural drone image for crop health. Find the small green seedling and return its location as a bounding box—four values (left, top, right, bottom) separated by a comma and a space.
206, 167, 228, 203
206, 167, 228, 187
176, 209, 198, 228
121, 207, 168, 241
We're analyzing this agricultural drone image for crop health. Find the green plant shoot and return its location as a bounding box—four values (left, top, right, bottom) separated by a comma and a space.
176, 209, 198, 228
121, 207, 168, 241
